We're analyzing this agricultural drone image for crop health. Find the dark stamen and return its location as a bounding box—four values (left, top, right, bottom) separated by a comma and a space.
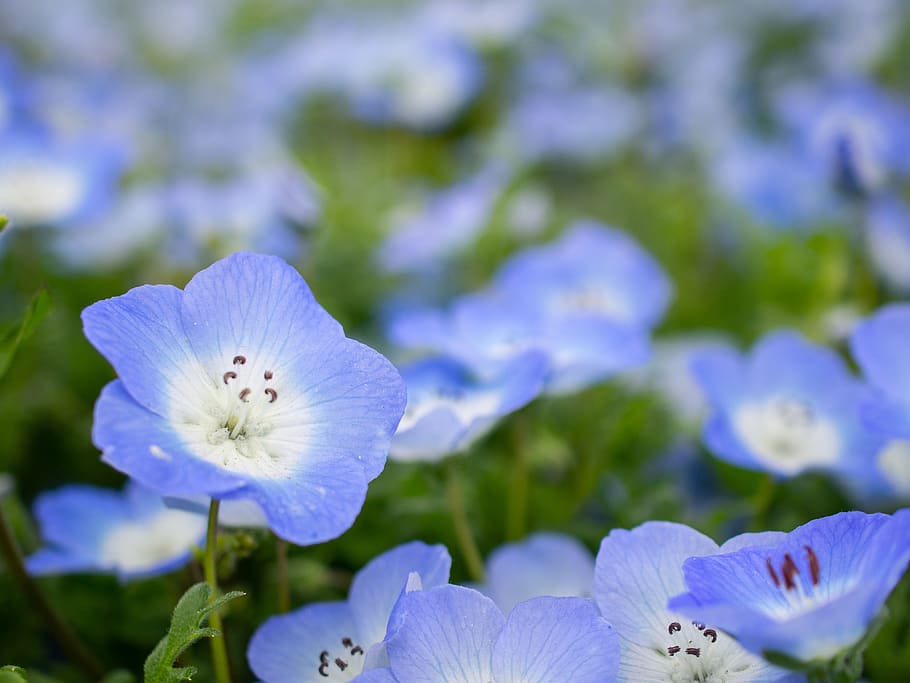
686, 648, 701, 657
239, 387, 252, 402
805, 545, 820, 586
668, 622, 681, 634
318, 663, 329, 677
264, 370, 274, 380
342, 637, 353, 647
351, 646, 363, 655
667, 645, 681, 656
693, 622, 705, 630
335, 658, 348, 671
782, 553, 799, 591
766, 558, 781, 587
703, 629, 717, 642
265, 388, 278, 403
223, 371, 237, 384
233, 355, 247, 365
319, 651, 329, 664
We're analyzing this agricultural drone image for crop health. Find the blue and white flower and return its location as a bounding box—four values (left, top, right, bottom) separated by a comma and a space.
82, 252, 407, 546
380, 585, 619, 682
594, 521, 797, 682
693, 330, 881, 478
669, 510, 910, 665
247, 541, 451, 682
391, 353, 546, 462
864, 196, 910, 293
26, 481, 206, 582
483, 532, 594, 614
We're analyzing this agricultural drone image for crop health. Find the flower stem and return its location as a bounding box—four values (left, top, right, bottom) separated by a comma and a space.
750, 474, 776, 531
445, 461, 485, 582
0, 505, 104, 679
276, 537, 290, 613
506, 415, 530, 541
204, 499, 232, 683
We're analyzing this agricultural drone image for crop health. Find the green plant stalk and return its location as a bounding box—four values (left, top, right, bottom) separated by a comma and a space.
506, 416, 530, 541
276, 537, 290, 613
750, 474, 776, 532
0, 506, 104, 679
204, 500, 232, 683
445, 462, 485, 582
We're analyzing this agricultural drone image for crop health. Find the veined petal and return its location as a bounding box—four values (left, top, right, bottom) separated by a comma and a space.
491, 596, 618, 683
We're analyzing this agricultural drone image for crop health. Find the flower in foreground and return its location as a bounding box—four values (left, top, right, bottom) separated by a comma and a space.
693, 330, 880, 478
377, 585, 618, 682
594, 521, 797, 682
82, 252, 407, 545
669, 511, 910, 667
483, 532, 594, 614
26, 480, 206, 581
247, 541, 451, 682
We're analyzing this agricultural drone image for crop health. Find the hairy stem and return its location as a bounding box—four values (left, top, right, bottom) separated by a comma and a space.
204, 499, 232, 683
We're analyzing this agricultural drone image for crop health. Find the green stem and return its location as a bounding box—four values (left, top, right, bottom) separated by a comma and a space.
506, 416, 529, 541
750, 474, 776, 532
445, 462, 485, 582
204, 500, 232, 683
276, 537, 290, 614
0, 505, 104, 679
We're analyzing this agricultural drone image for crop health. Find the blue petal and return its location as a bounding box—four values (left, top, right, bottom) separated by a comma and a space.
485, 533, 594, 614
349, 542, 452, 648
30, 484, 125, 555
851, 304, 910, 404
386, 585, 503, 682
353, 670, 398, 683
491, 596, 619, 683
93, 381, 247, 496
26, 548, 103, 576
248, 602, 363, 683
690, 343, 744, 408
82, 284, 206, 419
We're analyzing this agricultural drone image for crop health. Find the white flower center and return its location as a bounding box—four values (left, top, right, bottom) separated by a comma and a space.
553, 283, 629, 321
315, 635, 366, 681
732, 397, 841, 475
0, 158, 87, 225
398, 386, 500, 433
100, 509, 205, 573
662, 619, 759, 682
877, 440, 910, 496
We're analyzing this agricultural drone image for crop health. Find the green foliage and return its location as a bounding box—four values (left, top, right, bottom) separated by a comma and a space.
0, 288, 51, 382
0, 667, 27, 683
143, 583, 244, 683
0, 217, 7, 234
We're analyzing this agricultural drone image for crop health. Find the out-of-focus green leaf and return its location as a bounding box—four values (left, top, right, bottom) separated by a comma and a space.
0, 666, 28, 683
0, 216, 8, 233
143, 583, 244, 683
99, 670, 136, 683
0, 288, 51, 381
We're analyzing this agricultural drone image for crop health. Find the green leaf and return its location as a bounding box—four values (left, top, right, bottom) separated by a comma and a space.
0, 288, 52, 381
143, 583, 244, 683
100, 671, 137, 683
0, 216, 8, 233
0, 666, 28, 683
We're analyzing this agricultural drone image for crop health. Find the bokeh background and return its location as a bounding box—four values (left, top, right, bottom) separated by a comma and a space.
2, 0, 910, 679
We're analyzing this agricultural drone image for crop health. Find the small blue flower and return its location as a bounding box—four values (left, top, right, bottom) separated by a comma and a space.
594, 521, 797, 682
850, 303, 910, 439
0, 126, 124, 228
382, 585, 619, 682
482, 532, 594, 614
391, 353, 546, 462
693, 330, 881, 478
668, 510, 910, 664
247, 541, 451, 682
864, 196, 910, 293
26, 480, 206, 582
82, 252, 407, 546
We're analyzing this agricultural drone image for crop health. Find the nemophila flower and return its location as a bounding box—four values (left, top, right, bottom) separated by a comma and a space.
82, 252, 406, 546
390, 353, 546, 462
865, 196, 910, 293
482, 532, 594, 614
692, 330, 881, 478
594, 521, 796, 682
850, 304, 910, 439
0, 126, 124, 228
381, 585, 619, 683
26, 481, 206, 582
389, 292, 650, 396
668, 510, 910, 665
248, 541, 451, 682
377, 165, 508, 275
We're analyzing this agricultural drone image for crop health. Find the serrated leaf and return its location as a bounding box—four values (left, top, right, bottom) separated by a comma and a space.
0, 288, 52, 381
143, 582, 245, 683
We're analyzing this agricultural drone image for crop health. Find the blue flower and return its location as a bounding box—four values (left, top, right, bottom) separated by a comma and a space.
391, 353, 546, 462
380, 585, 619, 682
247, 541, 451, 682
26, 480, 206, 582
850, 303, 910, 439
594, 521, 797, 682
693, 330, 881, 478
82, 252, 406, 546
482, 532, 594, 614
668, 510, 910, 664
864, 196, 910, 293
